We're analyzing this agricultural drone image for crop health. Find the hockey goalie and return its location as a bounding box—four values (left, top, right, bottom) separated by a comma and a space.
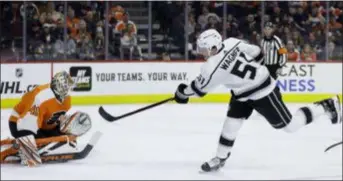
1, 71, 92, 167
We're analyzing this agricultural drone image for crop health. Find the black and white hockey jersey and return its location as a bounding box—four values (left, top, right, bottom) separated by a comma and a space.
184, 37, 276, 101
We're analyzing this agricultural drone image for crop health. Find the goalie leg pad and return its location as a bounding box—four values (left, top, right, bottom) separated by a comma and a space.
16, 135, 42, 167
38, 135, 78, 156
1, 135, 77, 164
1, 142, 19, 163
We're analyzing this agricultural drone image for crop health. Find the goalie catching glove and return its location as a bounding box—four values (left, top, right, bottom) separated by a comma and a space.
60, 111, 92, 137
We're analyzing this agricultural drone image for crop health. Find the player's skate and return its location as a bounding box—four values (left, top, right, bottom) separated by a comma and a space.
201, 153, 230, 172
315, 95, 342, 124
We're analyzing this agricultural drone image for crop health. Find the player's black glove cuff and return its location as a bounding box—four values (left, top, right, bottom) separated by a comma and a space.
174, 83, 189, 104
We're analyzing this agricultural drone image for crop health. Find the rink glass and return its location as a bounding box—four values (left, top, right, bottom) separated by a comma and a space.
0, 1, 341, 62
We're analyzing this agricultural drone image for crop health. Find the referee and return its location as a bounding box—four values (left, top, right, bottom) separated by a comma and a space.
261, 22, 287, 79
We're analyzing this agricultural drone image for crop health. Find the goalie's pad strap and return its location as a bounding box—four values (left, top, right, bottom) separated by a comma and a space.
0, 147, 18, 163
36, 135, 77, 147
1, 139, 13, 146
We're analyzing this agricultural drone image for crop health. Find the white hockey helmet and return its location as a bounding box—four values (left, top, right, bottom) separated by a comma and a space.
196, 29, 222, 57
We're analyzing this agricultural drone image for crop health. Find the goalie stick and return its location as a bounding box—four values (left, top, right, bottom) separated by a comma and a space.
324, 141, 342, 152
99, 97, 175, 122
2, 131, 102, 164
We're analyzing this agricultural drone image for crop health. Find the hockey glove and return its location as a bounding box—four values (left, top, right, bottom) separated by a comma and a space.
174, 83, 190, 104
60, 111, 92, 136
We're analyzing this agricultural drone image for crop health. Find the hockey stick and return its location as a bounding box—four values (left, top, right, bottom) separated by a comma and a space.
2, 131, 102, 164
99, 97, 175, 122
324, 141, 342, 152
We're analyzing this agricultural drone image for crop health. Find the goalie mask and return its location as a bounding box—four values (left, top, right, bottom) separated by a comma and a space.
51, 71, 74, 102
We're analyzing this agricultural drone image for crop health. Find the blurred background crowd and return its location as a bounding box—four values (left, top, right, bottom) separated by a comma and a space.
1, 1, 342, 62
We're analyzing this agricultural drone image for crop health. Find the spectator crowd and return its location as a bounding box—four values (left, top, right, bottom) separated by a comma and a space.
183, 1, 343, 61
1, 1, 342, 62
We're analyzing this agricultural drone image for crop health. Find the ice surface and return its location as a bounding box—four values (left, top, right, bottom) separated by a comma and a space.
1, 104, 342, 180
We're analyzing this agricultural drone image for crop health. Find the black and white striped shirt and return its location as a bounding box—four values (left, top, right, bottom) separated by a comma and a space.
261, 35, 287, 66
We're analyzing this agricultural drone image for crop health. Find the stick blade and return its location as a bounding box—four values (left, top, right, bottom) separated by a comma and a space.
89, 131, 102, 146
324, 141, 342, 152
98, 106, 117, 122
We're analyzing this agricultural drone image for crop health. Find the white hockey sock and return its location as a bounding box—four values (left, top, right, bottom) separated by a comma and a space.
216, 117, 244, 159
284, 104, 326, 133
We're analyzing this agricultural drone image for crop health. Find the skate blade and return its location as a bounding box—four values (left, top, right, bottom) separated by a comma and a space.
198, 167, 226, 177
198, 166, 222, 174
198, 169, 220, 174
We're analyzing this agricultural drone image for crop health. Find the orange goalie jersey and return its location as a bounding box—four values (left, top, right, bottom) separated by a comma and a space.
10, 84, 71, 131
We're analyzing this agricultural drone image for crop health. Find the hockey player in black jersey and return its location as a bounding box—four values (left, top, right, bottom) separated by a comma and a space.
173, 29, 342, 172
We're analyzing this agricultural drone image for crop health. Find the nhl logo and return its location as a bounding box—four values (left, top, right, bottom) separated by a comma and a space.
15, 68, 23, 78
